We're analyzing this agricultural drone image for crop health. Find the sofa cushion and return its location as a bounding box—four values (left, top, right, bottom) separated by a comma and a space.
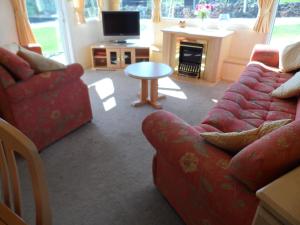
272, 71, 300, 98
17, 47, 66, 73
0, 65, 15, 88
281, 41, 300, 72
200, 119, 291, 153
1, 43, 19, 54
229, 120, 300, 191
201, 63, 297, 132
0, 47, 34, 81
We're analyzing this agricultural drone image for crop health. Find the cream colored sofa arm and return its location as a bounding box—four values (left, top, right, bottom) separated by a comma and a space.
252, 166, 300, 225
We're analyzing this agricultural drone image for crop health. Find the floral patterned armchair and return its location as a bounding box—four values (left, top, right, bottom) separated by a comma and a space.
0, 45, 92, 150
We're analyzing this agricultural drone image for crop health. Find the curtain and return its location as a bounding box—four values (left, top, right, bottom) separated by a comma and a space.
74, 0, 86, 24
253, 0, 275, 33
152, 0, 161, 23
108, 0, 120, 11
97, 0, 103, 15
10, 0, 37, 45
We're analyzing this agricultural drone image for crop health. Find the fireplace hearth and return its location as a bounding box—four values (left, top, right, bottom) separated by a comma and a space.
178, 41, 205, 79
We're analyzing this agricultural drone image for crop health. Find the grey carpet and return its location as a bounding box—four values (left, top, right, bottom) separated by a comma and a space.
19, 70, 230, 225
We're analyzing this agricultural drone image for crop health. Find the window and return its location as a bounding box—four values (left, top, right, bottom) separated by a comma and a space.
161, 0, 258, 19
270, 0, 300, 46
120, 0, 152, 19
85, 0, 99, 19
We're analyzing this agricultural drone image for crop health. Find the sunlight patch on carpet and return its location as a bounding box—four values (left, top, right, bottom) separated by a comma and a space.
88, 78, 117, 111
158, 77, 181, 90
211, 98, 218, 103
158, 89, 187, 100
158, 77, 187, 99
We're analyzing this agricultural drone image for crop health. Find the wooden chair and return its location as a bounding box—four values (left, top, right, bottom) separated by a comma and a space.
0, 118, 52, 225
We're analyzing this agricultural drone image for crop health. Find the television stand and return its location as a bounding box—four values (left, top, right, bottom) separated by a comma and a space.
111, 40, 127, 44
91, 41, 150, 69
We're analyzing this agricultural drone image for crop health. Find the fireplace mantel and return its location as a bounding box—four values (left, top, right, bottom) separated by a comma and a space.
161, 26, 234, 82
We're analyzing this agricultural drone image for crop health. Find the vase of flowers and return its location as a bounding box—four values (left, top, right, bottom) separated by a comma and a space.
195, 2, 213, 28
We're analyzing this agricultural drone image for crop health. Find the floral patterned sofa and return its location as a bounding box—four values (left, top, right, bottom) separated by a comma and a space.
0, 45, 92, 150
142, 45, 300, 225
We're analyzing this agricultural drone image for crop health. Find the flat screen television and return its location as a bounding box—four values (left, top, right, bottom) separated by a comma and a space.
102, 11, 140, 43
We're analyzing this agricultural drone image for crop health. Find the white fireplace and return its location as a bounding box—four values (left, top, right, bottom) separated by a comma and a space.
161, 26, 234, 83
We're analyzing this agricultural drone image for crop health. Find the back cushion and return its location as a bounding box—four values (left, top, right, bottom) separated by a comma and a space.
0, 47, 34, 81
281, 41, 300, 72
1, 43, 19, 54
0, 65, 15, 88
17, 47, 66, 73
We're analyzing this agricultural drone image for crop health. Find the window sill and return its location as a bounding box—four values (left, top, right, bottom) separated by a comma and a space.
159, 17, 255, 30
85, 17, 100, 23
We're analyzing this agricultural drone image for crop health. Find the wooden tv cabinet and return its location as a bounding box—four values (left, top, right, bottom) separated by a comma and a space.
91, 42, 150, 70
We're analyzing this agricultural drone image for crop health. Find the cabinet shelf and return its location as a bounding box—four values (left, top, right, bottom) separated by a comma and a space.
94, 56, 107, 59
135, 56, 149, 59
91, 43, 150, 69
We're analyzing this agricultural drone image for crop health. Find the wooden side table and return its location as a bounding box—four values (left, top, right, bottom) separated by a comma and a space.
252, 166, 300, 225
124, 62, 173, 109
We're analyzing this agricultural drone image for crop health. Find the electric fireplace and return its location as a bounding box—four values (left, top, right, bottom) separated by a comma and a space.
178, 41, 205, 79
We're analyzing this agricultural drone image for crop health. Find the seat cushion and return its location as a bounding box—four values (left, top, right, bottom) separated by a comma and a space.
0, 47, 34, 81
201, 63, 297, 132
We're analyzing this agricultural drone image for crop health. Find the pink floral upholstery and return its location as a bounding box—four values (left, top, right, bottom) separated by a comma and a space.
250, 44, 279, 68
0, 54, 92, 150
6, 63, 83, 103
143, 111, 258, 225
0, 65, 15, 88
201, 62, 296, 132
229, 120, 300, 191
0, 47, 34, 80
142, 44, 299, 225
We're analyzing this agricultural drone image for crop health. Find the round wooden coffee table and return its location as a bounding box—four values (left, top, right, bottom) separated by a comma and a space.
124, 62, 173, 109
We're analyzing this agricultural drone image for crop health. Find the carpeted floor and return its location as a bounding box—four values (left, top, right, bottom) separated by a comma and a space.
20, 70, 230, 225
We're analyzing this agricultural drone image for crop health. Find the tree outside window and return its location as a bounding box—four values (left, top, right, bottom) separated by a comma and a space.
161, 0, 258, 19
85, 0, 99, 18
120, 0, 152, 19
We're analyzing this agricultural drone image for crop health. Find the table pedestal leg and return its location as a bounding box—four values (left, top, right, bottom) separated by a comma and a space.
148, 79, 162, 109
132, 79, 148, 107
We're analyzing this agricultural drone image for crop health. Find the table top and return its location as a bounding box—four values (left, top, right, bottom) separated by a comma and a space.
124, 62, 173, 80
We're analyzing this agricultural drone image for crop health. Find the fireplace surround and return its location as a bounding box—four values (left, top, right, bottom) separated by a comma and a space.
161, 26, 233, 82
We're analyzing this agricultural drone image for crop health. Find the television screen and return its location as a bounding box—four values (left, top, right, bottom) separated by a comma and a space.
102, 11, 140, 37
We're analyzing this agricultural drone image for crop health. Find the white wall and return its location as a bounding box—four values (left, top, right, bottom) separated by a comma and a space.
0, 0, 19, 45
64, 2, 102, 68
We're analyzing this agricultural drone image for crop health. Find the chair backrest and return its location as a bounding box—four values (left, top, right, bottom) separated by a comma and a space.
0, 119, 52, 225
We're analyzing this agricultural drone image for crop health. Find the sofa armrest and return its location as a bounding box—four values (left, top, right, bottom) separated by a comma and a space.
255, 166, 300, 225
6, 63, 84, 103
229, 120, 300, 192
250, 44, 279, 68
22, 43, 42, 55
142, 110, 230, 170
